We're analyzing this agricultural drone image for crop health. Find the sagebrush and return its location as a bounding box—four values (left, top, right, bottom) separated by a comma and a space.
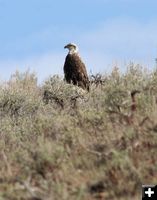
0, 65, 157, 200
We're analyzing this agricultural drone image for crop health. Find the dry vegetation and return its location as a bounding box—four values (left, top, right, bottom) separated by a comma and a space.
0, 64, 157, 200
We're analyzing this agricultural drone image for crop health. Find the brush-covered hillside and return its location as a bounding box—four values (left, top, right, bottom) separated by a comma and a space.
0, 64, 157, 200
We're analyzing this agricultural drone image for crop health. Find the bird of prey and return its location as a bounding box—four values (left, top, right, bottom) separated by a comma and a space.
63, 43, 89, 91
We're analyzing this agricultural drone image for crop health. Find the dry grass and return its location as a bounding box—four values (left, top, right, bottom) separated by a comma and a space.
0, 65, 157, 200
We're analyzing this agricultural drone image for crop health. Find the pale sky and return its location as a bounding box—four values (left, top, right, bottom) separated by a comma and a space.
0, 0, 157, 82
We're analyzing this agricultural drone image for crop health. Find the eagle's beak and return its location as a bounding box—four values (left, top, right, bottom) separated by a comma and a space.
64, 45, 67, 49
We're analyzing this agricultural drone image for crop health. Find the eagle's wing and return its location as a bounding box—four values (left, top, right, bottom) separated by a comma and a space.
64, 53, 89, 90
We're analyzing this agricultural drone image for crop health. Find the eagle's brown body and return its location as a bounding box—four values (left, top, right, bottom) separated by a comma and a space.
64, 44, 89, 91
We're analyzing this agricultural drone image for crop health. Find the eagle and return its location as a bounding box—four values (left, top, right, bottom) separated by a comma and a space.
63, 43, 89, 91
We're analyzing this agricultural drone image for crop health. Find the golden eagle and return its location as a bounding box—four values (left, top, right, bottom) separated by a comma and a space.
63, 43, 89, 91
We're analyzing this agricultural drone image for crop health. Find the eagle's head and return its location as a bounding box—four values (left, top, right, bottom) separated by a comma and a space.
64, 43, 78, 54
